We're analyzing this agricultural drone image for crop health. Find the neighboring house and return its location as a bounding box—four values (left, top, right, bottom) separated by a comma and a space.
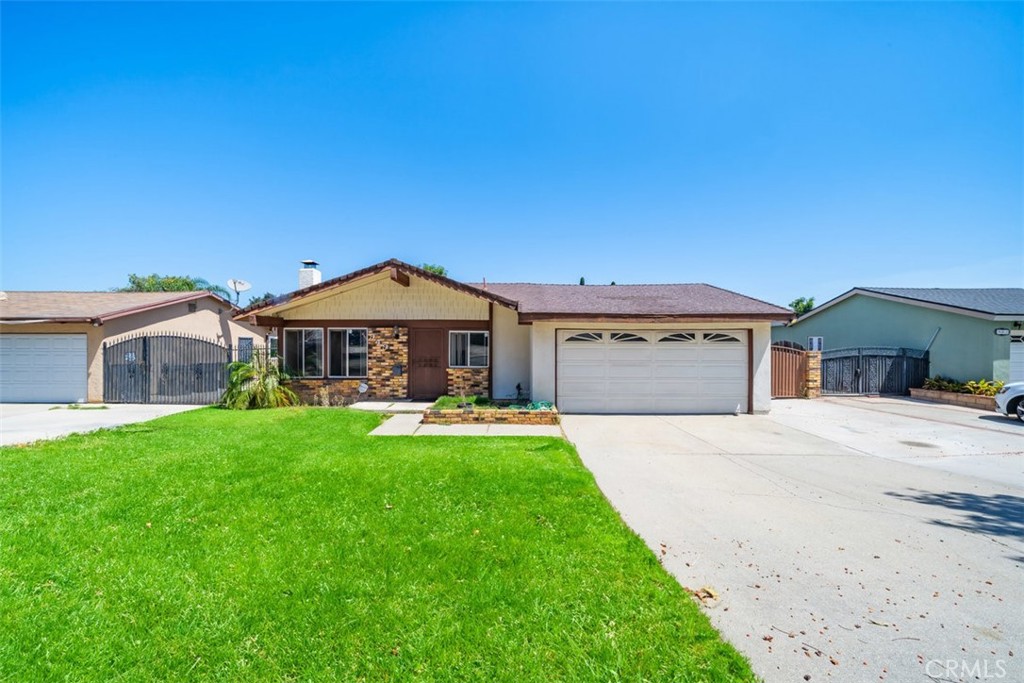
237, 259, 792, 414
0, 291, 266, 403
773, 287, 1024, 382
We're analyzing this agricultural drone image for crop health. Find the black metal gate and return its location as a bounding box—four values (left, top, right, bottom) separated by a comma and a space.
103, 334, 233, 404
821, 347, 929, 396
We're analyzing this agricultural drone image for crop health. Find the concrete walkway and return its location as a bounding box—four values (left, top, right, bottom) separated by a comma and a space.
369, 413, 562, 437
1, 403, 202, 446
561, 398, 1024, 683
349, 400, 435, 413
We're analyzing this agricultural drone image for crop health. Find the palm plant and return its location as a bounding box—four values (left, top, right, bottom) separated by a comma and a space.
220, 352, 299, 409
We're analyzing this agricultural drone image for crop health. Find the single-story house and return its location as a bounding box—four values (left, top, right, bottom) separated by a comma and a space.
0, 291, 266, 403
237, 259, 792, 414
772, 287, 1024, 382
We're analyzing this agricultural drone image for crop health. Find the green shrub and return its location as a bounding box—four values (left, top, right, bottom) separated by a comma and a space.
220, 353, 299, 409
923, 376, 1004, 397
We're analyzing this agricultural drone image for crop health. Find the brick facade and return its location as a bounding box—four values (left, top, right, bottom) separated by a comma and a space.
804, 350, 821, 399
287, 326, 409, 405
447, 367, 488, 398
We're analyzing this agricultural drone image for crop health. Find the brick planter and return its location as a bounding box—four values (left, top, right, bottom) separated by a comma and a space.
422, 408, 560, 426
909, 388, 996, 411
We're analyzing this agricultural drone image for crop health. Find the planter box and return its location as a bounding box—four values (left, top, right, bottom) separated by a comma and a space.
909, 388, 996, 411
422, 407, 560, 426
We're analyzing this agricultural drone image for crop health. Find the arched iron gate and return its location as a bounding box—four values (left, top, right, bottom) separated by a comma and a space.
103, 334, 233, 404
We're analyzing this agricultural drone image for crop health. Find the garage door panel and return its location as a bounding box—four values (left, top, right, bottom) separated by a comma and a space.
559, 347, 608, 362
560, 363, 608, 379
653, 363, 701, 379
0, 334, 87, 403
557, 329, 749, 414
559, 379, 607, 394
607, 347, 653, 362
607, 380, 655, 394
652, 380, 700, 395
606, 363, 653, 378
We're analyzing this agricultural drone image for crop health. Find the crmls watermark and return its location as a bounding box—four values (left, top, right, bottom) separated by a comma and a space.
926, 658, 1007, 679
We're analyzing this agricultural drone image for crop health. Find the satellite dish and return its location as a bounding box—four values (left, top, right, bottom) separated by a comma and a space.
358, 382, 369, 394
227, 278, 252, 305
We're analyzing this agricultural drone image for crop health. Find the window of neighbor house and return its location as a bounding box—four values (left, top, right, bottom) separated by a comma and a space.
284, 328, 323, 377
328, 328, 368, 378
449, 331, 489, 368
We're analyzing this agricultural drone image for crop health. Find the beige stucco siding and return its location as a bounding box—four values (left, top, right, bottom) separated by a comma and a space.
277, 273, 490, 321
2, 298, 266, 402
530, 320, 773, 413
103, 297, 265, 346
491, 305, 531, 400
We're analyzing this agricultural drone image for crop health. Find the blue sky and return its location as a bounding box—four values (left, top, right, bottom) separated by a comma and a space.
2, 2, 1021, 307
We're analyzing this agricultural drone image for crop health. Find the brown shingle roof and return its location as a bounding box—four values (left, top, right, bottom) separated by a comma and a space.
0, 291, 228, 323
475, 283, 792, 320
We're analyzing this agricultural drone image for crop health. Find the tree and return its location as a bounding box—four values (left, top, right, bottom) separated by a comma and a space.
789, 297, 815, 317
579, 277, 586, 285
247, 291, 277, 308
420, 263, 447, 276
220, 352, 298, 410
115, 273, 231, 298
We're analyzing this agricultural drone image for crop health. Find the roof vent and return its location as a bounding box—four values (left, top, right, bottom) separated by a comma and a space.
299, 260, 322, 289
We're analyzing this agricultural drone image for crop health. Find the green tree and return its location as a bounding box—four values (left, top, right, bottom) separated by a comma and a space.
789, 297, 815, 317
116, 273, 231, 298
579, 277, 586, 285
247, 291, 277, 308
419, 263, 448, 276
220, 353, 298, 410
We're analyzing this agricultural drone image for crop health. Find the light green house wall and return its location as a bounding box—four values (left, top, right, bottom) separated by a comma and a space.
772, 295, 1016, 382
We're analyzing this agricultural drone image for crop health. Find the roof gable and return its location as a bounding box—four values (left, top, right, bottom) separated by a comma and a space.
789, 287, 1024, 325
238, 259, 517, 318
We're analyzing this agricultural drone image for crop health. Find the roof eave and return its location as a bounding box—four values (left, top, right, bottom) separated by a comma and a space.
518, 312, 793, 323
789, 288, 1022, 325
96, 291, 234, 324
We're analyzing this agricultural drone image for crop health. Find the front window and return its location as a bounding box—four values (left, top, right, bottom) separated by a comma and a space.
329, 328, 368, 378
449, 331, 489, 368
284, 328, 323, 377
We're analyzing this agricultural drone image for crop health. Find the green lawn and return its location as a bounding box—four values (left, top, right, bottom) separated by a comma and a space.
1, 408, 755, 682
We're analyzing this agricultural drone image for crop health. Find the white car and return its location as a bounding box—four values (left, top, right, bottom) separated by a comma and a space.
995, 382, 1024, 421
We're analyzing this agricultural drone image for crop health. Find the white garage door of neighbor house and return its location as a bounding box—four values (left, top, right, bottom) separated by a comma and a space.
556, 330, 749, 414
1011, 333, 1024, 383
0, 334, 88, 403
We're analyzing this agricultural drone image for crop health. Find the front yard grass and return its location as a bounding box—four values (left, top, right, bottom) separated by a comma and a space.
0, 408, 755, 682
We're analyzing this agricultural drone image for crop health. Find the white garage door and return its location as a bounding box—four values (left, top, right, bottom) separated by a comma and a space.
0, 334, 88, 403
1011, 333, 1024, 383
557, 330, 749, 414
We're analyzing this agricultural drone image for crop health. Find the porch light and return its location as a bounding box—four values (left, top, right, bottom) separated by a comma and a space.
393, 325, 400, 338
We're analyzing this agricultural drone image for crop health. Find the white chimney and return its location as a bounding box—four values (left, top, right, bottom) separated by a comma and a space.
299, 260, 322, 288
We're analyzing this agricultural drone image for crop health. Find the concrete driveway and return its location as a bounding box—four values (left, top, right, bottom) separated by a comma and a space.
562, 397, 1023, 683
0, 403, 201, 446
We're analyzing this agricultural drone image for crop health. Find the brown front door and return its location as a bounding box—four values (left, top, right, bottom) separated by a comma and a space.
409, 328, 447, 399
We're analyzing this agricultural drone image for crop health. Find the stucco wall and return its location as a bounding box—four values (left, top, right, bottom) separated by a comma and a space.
529, 321, 773, 414
104, 297, 265, 346
491, 305, 531, 400
278, 272, 489, 321
2, 297, 266, 402
772, 295, 1017, 381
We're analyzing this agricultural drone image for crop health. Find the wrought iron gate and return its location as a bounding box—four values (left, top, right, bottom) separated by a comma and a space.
821, 347, 928, 396
103, 334, 233, 404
